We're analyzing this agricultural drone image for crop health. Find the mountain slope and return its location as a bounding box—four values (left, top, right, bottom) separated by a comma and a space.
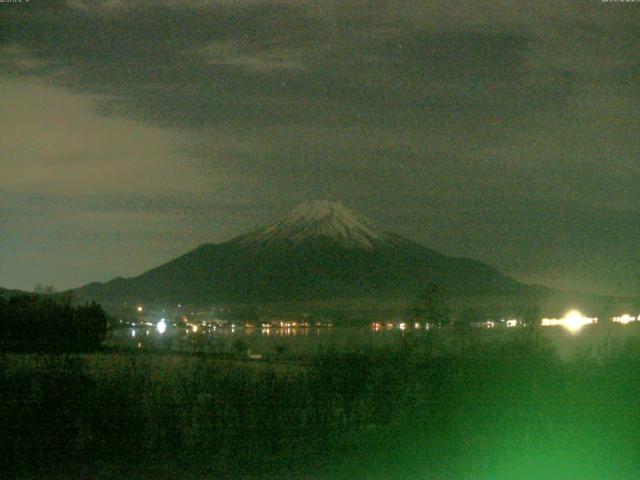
74, 201, 532, 306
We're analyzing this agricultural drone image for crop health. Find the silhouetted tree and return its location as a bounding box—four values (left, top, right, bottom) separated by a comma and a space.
518, 302, 541, 328
455, 305, 478, 328
408, 282, 451, 326
33, 284, 56, 295
0, 295, 107, 352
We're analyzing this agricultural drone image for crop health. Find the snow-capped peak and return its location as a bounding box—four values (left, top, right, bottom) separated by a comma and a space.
234, 200, 393, 250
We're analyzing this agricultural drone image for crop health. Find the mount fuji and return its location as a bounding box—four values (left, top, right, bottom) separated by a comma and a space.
73, 201, 534, 306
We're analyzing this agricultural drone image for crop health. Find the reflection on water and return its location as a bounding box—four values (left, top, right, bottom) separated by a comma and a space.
110, 319, 640, 361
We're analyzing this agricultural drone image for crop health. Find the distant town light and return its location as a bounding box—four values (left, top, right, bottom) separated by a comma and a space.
613, 314, 637, 325
131, 329, 136, 337
191, 325, 198, 333
136, 306, 143, 312
157, 319, 167, 334
541, 310, 597, 334
506, 319, 518, 328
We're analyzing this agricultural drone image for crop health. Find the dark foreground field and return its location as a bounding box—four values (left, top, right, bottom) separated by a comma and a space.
3, 328, 640, 479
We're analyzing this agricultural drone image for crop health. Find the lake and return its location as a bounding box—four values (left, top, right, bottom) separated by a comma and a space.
107, 321, 640, 361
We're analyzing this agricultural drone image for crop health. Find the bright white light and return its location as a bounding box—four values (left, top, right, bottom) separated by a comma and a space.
613, 314, 637, 325
506, 319, 518, 328
191, 325, 198, 333
131, 329, 136, 337
398, 322, 406, 330
563, 310, 596, 333
136, 306, 143, 312
157, 319, 167, 334
541, 310, 597, 333
484, 321, 495, 329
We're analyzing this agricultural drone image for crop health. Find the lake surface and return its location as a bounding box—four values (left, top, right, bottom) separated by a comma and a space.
107, 322, 640, 360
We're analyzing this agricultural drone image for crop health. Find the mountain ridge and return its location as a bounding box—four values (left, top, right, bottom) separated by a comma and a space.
231, 200, 405, 250
73, 201, 537, 306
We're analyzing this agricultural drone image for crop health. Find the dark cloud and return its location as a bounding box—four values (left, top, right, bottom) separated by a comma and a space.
1, 0, 640, 294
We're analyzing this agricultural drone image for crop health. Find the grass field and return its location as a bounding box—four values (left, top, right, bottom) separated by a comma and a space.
3, 327, 640, 479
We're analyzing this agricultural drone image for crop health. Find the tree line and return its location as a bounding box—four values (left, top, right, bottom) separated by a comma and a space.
0, 294, 107, 352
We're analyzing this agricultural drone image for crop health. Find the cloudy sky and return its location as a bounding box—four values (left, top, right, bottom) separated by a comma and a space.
1, 0, 639, 295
